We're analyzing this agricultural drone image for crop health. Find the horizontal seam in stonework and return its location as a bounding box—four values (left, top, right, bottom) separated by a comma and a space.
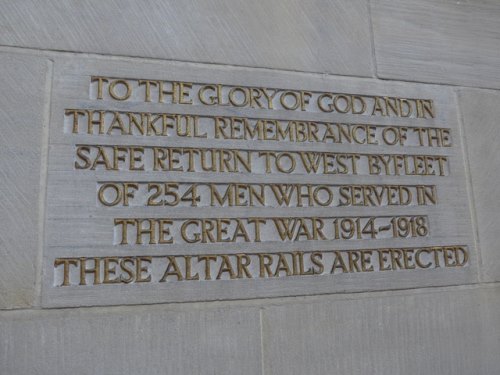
376, 76, 500, 92
1, 45, 500, 92
0, 44, 372, 80
1, 281, 498, 314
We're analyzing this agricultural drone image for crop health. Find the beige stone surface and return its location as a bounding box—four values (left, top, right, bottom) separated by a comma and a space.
0, 0, 373, 76
372, 0, 500, 89
1, 285, 499, 374
458, 88, 500, 282
262, 285, 500, 375
0, 2, 500, 373
0, 52, 50, 309
0, 304, 262, 375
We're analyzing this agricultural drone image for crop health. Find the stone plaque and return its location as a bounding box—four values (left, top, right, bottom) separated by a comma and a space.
42, 57, 476, 307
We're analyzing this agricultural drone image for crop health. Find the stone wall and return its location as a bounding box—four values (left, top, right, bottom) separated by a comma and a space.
0, 1, 499, 374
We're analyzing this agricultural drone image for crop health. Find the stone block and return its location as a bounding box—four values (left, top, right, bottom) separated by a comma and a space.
0, 0, 373, 76
42, 55, 476, 307
458, 88, 500, 282
0, 52, 50, 308
262, 285, 500, 375
372, 0, 500, 89
0, 304, 262, 375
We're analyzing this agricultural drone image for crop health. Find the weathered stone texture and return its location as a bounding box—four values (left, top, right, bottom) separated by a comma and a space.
0, 52, 50, 309
1, 286, 499, 374
0, 0, 373, 76
458, 88, 500, 282
372, 0, 500, 89
0, 305, 262, 375
262, 285, 500, 375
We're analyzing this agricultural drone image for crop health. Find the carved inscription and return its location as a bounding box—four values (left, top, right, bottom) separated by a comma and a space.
96, 182, 437, 208
46, 69, 473, 305
54, 246, 468, 286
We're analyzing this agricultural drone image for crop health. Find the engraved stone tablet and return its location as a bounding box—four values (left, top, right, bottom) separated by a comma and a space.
42, 57, 476, 307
